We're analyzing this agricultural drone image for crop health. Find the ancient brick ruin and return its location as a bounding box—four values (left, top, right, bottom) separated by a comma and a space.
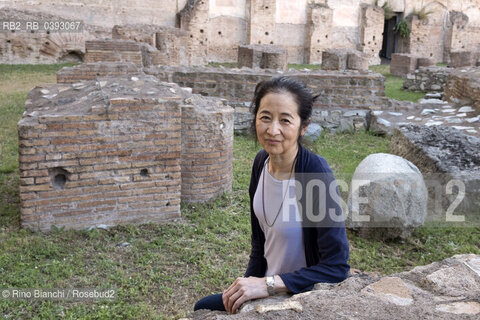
5, 1, 480, 66
445, 67, 480, 111
56, 62, 388, 133
237, 44, 287, 70
18, 75, 233, 231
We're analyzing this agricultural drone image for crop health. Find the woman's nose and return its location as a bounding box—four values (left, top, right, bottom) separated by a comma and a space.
267, 121, 280, 135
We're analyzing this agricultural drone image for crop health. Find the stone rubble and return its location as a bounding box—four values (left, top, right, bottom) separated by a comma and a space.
191, 254, 480, 320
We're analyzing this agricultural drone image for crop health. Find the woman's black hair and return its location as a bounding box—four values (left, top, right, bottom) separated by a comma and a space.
250, 76, 318, 143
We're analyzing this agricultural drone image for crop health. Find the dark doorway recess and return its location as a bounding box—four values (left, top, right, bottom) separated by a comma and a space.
380, 13, 402, 60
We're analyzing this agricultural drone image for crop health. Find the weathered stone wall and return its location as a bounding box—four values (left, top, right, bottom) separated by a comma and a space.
2, 0, 186, 28
406, 13, 445, 63
84, 40, 144, 66
247, 0, 276, 46
181, 101, 233, 202
304, 4, 333, 64
177, 0, 209, 66
112, 24, 190, 66
403, 66, 453, 92
143, 65, 387, 110
0, 8, 109, 64
56, 63, 141, 83
445, 67, 480, 110
4, 1, 480, 65
359, 4, 383, 66
57, 63, 387, 132
18, 74, 234, 231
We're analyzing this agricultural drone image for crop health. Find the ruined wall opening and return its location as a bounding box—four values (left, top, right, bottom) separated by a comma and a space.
59, 50, 84, 63
49, 167, 70, 190
380, 13, 402, 61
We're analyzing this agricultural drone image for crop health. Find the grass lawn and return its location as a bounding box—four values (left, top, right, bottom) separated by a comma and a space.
369, 64, 425, 102
0, 64, 479, 319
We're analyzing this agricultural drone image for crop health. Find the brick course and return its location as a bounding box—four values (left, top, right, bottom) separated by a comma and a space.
18, 75, 233, 231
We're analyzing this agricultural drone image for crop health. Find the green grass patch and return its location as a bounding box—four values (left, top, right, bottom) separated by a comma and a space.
207, 62, 238, 68
369, 64, 425, 102
288, 63, 322, 70
0, 65, 478, 319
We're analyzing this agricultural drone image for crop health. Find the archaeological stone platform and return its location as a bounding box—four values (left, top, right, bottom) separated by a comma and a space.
18, 75, 233, 231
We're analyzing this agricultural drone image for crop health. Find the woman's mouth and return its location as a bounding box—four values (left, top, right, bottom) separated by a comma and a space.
266, 139, 281, 145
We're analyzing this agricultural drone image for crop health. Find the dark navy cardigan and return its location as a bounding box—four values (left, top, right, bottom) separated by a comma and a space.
244, 143, 350, 293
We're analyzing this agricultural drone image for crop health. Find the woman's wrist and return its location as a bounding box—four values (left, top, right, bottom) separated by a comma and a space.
273, 275, 289, 294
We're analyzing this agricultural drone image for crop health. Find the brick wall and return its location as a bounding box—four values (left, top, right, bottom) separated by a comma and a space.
143, 66, 387, 110
57, 63, 141, 83
18, 75, 234, 231
181, 99, 233, 202
84, 40, 144, 66
444, 67, 480, 111
304, 4, 333, 64
359, 4, 383, 66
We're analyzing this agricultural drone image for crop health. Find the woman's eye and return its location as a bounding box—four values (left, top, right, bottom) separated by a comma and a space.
282, 119, 291, 123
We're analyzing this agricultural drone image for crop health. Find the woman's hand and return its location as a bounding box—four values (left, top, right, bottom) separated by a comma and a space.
222, 277, 269, 314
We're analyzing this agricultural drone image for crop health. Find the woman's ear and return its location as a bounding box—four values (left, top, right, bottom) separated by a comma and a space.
300, 119, 311, 137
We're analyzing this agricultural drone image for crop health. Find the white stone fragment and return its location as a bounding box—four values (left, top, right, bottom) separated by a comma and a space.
436, 302, 480, 315
376, 118, 391, 127
458, 106, 475, 113
466, 116, 480, 123
467, 130, 477, 134
446, 118, 463, 124
181, 87, 193, 94
456, 113, 467, 117
421, 109, 436, 115
464, 256, 480, 277
425, 92, 442, 99
414, 117, 422, 121
131, 76, 139, 81
388, 112, 403, 116
254, 300, 303, 313
372, 110, 383, 116
425, 120, 443, 126
452, 126, 474, 130
40, 89, 50, 94
407, 116, 415, 120
99, 81, 107, 87
441, 109, 456, 113
42, 94, 57, 99
441, 105, 453, 108
419, 98, 448, 104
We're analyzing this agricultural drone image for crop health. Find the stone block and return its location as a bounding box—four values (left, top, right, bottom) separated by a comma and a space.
390, 53, 418, 76
322, 49, 348, 70
450, 51, 473, 68
347, 51, 369, 71
237, 44, 287, 70
417, 57, 435, 68
347, 153, 428, 240
260, 50, 287, 70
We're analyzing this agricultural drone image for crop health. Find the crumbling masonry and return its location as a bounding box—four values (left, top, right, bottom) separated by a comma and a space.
18, 75, 233, 231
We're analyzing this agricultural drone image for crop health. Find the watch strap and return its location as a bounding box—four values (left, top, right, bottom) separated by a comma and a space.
266, 275, 275, 296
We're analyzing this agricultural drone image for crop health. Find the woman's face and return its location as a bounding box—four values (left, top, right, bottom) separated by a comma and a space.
255, 91, 307, 157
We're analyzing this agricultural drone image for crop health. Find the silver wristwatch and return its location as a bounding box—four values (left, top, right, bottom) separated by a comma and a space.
266, 275, 275, 296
